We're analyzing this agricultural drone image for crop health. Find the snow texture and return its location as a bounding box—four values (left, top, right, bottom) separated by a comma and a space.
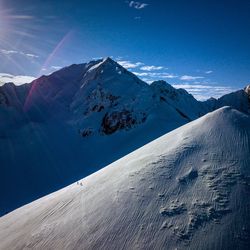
0, 107, 250, 250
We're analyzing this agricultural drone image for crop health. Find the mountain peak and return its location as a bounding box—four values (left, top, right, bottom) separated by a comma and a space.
100, 57, 121, 68
244, 84, 250, 95
102, 56, 114, 63
151, 80, 174, 90
86, 57, 121, 74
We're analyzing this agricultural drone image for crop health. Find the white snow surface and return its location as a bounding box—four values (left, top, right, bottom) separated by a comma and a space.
1, 107, 250, 250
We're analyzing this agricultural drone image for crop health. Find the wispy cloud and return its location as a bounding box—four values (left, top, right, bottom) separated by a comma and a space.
0, 50, 18, 55
141, 78, 153, 83
180, 75, 204, 81
0, 73, 35, 86
140, 65, 164, 71
205, 70, 213, 74
25, 53, 39, 58
39, 65, 63, 75
118, 60, 143, 69
128, 1, 148, 9
7, 15, 34, 20
173, 83, 236, 100
133, 72, 178, 79
51, 66, 62, 70
0, 49, 39, 59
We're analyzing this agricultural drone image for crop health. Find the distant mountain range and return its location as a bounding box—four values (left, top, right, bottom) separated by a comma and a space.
0, 57, 249, 215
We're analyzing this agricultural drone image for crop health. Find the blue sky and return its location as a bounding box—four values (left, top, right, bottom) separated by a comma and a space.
0, 0, 249, 99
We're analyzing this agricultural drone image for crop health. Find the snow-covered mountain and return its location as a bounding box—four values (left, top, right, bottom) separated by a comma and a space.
1, 107, 249, 250
0, 58, 195, 216
211, 86, 250, 114
0, 57, 249, 216
150, 80, 210, 120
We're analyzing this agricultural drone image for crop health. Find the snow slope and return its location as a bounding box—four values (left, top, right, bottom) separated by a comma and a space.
0, 57, 249, 216
1, 107, 250, 250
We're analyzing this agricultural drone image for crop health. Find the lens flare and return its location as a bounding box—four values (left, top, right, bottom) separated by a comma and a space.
39, 30, 74, 76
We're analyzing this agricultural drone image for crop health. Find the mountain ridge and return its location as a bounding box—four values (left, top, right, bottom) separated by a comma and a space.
0, 57, 249, 216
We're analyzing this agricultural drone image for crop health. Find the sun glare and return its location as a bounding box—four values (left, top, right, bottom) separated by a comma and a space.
0, 3, 36, 47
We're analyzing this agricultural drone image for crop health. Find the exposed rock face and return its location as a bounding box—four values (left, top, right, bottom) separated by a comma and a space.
83, 87, 120, 116
80, 128, 93, 137
101, 110, 147, 135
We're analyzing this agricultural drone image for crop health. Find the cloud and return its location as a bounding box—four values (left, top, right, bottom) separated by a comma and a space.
132, 72, 148, 76
0, 50, 19, 55
39, 66, 63, 75
118, 59, 167, 73
118, 60, 143, 69
8, 15, 34, 20
0, 49, 39, 59
0, 73, 35, 86
25, 53, 39, 58
128, 1, 148, 9
51, 66, 62, 70
140, 65, 164, 71
180, 75, 204, 81
172, 83, 236, 100
205, 70, 213, 74
141, 78, 153, 83
133, 72, 178, 79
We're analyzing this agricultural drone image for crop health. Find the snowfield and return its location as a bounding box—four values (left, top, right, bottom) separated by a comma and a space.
1, 107, 250, 250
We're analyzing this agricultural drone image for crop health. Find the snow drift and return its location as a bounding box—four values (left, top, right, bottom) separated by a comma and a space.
1, 107, 249, 250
